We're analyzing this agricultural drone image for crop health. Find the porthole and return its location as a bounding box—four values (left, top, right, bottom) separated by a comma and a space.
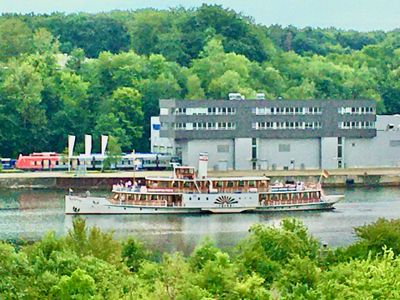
198, 197, 201, 200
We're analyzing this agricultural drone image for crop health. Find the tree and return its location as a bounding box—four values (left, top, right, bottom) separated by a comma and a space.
185, 74, 205, 99
32, 28, 59, 54
0, 18, 32, 61
51, 268, 95, 299
94, 87, 143, 151
50, 72, 90, 151
382, 67, 400, 114
0, 60, 46, 156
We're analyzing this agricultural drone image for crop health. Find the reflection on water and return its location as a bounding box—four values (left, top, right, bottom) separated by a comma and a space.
1, 187, 400, 253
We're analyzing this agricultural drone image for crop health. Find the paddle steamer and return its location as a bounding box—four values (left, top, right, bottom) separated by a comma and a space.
65, 153, 343, 214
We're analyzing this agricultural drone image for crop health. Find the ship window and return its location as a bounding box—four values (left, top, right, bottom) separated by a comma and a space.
189, 197, 192, 200
249, 180, 255, 187
227, 181, 234, 187
239, 181, 244, 187
206, 197, 209, 200
216, 181, 223, 187
198, 197, 201, 200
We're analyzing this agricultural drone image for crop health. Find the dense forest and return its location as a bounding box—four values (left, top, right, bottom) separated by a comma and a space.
0, 5, 400, 157
2, 217, 400, 298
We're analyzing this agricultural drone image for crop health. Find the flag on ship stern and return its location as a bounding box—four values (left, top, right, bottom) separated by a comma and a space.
322, 169, 330, 179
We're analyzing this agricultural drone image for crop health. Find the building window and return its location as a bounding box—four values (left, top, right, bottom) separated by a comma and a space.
175, 108, 186, 115
217, 145, 230, 153
338, 106, 375, 115
389, 140, 400, 147
175, 123, 186, 130
160, 108, 169, 115
208, 107, 216, 115
252, 138, 257, 170
279, 144, 290, 152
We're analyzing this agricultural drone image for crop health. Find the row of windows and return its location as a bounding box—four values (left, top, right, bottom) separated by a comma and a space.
174, 107, 236, 115
172, 106, 322, 116
339, 121, 375, 129
165, 106, 376, 116
175, 122, 236, 130
252, 121, 322, 130
252, 107, 322, 115
169, 121, 375, 130
338, 107, 375, 114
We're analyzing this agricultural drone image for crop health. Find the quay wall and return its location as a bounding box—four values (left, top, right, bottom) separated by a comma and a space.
0, 168, 399, 189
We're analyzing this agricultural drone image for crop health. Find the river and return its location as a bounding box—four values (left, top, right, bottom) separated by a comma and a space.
0, 187, 400, 253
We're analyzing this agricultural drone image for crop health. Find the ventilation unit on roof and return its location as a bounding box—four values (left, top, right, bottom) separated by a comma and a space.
228, 93, 245, 100
256, 93, 265, 100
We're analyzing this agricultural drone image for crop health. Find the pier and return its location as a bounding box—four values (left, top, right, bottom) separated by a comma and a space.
0, 167, 399, 189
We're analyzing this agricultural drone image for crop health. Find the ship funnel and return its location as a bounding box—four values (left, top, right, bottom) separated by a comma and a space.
198, 152, 208, 179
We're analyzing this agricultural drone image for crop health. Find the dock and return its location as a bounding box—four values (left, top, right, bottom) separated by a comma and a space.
0, 168, 399, 189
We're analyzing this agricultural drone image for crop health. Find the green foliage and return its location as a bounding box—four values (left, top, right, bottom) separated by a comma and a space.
340, 218, 400, 260
122, 238, 149, 272
0, 18, 33, 60
51, 268, 95, 299
4, 218, 400, 297
0, 7, 400, 157
65, 217, 121, 264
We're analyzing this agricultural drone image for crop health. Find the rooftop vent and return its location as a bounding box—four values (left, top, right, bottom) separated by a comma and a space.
256, 93, 265, 100
228, 93, 245, 101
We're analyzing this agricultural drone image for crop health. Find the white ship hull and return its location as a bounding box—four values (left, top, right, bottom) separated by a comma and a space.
65, 194, 343, 215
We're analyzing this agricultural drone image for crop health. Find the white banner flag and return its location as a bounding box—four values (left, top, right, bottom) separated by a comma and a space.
68, 135, 76, 158
85, 134, 92, 156
101, 135, 108, 155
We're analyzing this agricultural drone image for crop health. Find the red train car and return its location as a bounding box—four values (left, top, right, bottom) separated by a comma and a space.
16, 152, 61, 170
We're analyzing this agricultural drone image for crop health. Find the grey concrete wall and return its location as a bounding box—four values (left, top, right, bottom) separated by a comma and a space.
178, 141, 189, 166
343, 115, 400, 167
185, 139, 235, 170
257, 138, 320, 170
234, 138, 252, 170
321, 137, 338, 169
345, 131, 400, 167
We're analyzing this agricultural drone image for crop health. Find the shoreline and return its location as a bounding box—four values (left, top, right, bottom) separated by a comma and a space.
0, 167, 399, 189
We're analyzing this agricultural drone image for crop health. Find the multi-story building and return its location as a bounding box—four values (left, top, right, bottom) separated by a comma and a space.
151, 99, 400, 170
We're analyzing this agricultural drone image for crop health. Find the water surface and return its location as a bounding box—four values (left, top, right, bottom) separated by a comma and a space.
0, 187, 399, 253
